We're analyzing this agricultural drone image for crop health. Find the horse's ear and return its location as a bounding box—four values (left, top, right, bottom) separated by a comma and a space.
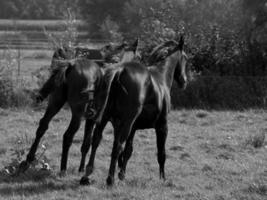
132, 38, 139, 52
53, 47, 65, 59
122, 40, 128, 47
178, 35, 184, 50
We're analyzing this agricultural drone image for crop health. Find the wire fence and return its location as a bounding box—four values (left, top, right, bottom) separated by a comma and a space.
0, 38, 110, 50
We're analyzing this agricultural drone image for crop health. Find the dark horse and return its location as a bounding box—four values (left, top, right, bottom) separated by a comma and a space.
19, 41, 139, 175
36, 43, 128, 103
80, 36, 188, 186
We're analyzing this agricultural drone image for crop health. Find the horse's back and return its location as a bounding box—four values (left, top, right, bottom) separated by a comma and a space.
120, 61, 149, 99
106, 62, 149, 116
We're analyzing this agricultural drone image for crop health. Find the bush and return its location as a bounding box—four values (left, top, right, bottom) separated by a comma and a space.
171, 76, 267, 110
0, 75, 13, 108
0, 76, 33, 108
0, 49, 34, 108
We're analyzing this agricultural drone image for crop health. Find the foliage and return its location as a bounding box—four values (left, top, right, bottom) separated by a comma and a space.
78, 0, 267, 78
79, 0, 127, 38
1, 0, 267, 109
0, 49, 34, 108
100, 16, 123, 42
171, 76, 267, 109
44, 9, 79, 49
2, 135, 51, 176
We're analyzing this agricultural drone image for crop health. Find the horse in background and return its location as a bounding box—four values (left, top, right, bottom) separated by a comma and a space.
18, 40, 140, 175
80, 36, 188, 186
36, 43, 128, 103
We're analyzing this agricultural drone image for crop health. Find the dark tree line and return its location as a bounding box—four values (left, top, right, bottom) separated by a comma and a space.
1, 0, 266, 77
0, 0, 80, 19
79, 0, 266, 77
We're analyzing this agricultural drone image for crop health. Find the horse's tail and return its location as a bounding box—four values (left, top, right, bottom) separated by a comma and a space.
37, 60, 72, 102
95, 65, 124, 123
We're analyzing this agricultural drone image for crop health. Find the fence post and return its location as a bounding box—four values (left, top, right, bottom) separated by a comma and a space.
17, 48, 21, 77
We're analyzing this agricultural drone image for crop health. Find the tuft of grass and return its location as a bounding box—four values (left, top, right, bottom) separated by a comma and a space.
2, 134, 52, 178
195, 111, 209, 118
247, 181, 267, 196
245, 131, 266, 148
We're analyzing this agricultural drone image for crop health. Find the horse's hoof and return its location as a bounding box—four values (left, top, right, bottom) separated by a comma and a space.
106, 176, 114, 186
80, 176, 94, 185
118, 171, 125, 181
18, 160, 30, 173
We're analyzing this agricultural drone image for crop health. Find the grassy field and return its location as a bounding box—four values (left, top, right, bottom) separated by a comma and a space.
0, 108, 266, 200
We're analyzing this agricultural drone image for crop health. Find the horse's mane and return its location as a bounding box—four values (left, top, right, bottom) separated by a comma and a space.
147, 40, 178, 65
147, 40, 184, 112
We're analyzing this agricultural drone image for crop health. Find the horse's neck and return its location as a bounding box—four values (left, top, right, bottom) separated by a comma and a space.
157, 53, 178, 89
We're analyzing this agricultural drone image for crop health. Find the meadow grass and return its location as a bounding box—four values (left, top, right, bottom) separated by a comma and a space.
0, 108, 266, 199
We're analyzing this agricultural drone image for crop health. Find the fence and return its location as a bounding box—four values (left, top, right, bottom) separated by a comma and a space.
0, 38, 109, 50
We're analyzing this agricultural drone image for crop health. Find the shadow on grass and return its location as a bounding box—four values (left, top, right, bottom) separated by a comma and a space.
0, 169, 80, 197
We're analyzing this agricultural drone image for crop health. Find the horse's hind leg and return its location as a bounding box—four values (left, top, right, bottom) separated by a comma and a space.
79, 119, 95, 172
80, 117, 109, 185
60, 109, 83, 174
36, 73, 57, 102
20, 92, 66, 172
155, 119, 168, 180
106, 108, 141, 186
118, 129, 136, 180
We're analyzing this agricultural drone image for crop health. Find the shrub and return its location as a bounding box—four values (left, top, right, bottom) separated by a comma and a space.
0, 75, 13, 108
0, 49, 34, 108
171, 76, 267, 110
0, 76, 34, 108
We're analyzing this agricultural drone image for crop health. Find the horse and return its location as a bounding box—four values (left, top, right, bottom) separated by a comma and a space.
36, 43, 129, 103
79, 36, 188, 186
18, 40, 139, 175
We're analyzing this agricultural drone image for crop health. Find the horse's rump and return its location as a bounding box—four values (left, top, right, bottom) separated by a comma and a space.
51, 59, 75, 87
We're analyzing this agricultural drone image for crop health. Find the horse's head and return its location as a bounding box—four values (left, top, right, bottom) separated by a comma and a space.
147, 37, 188, 89
101, 39, 140, 63
101, 42, 127, 63
120, 38, 141, 62
50, 46, 75, 69
173, 36, 188, 89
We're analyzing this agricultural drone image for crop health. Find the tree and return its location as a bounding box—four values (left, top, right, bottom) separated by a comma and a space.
79, 0, 128, 38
